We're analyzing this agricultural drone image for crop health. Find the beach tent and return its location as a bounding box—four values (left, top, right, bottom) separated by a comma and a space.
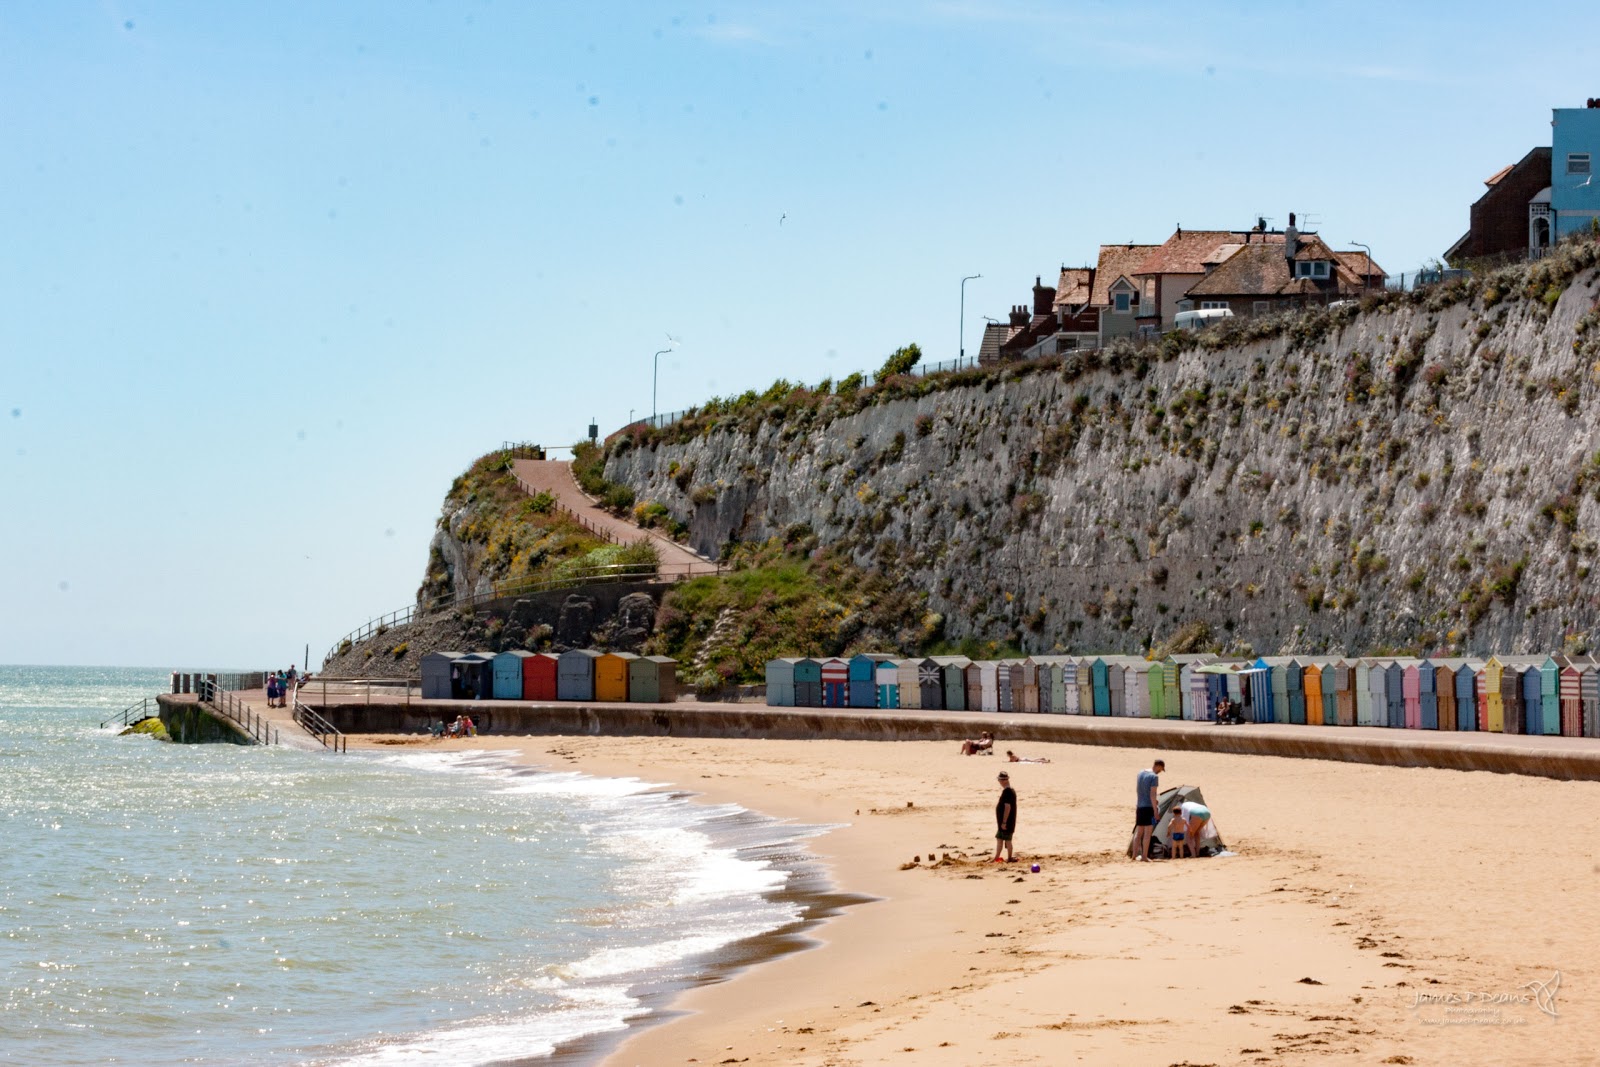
630, 656, 678, 703
453, 653, 495, 701
875, 659, 901, 709
595, 652, 637, 702
935, 656, 970, 711
1126, 784, 1228, 859
420, 651, 465, 700
793, 659, 823, 708
820, 658, 849, 708
896, 660, 922, 709
766, 659, 801, 707
493, 650, 534, 700
557, 649, 601, 701
522, 653, 559, 701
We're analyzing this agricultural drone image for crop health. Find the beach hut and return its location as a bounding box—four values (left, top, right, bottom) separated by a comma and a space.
1038, 657, 1070, 713
1255, 657, 1287, 724
1401, 661, 1421, 728
1432, 660, 1457, 731
1417, 661, 1438, 729
766, 659, 800, 707
1582, 663, 1600, 738
1331, 660, 1353, 726
1076, 658, 1095, 715
493, 650, 534, 700
1302, 661, 1324, 726
1517, 662, 1542, 736
910, 658, 941, 710
1173, 658, 1207, 720
1088, 658, 1110, 716
979, 661, 1000, 712
936, 657, 970, 711
1120, 658, 1152, 718
996, 661, 1016, 712
629, 655, 678, 703
595, 652, 636, 702
521, 653, 559, 701
1106, 661, 1128, 716
847, 654, 882, 709
896, 659, 922, 710
1148, 662, 1168, 719
1018, 660, 1040, 712
793, 658, 823, 707
557, 649, 601, 701
1185, 664, 1210, 721
1382, 661, 1406, 728
1541, 656, 1564, 736
963, 662, 984, 712
420, 651, 464, 700
1558, 657, 1585, 737
1353, 661, 1374, 726
1245, 664, 1271, 723
453, 653, 495, 701
876, 659, 901, 709
820, 658, 850, 708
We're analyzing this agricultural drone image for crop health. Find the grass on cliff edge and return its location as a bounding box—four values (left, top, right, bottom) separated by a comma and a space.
646, 534, 939, 685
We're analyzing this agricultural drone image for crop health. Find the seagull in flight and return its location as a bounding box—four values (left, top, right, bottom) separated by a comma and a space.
780, 213, 787, 225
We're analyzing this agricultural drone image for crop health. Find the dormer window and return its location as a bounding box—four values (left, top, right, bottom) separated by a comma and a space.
1294, 260, 1331, 279
1114, 292, 1132, 312
1570, 152, 1592, 176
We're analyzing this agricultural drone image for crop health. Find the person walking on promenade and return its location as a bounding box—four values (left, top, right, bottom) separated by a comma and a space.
992, 771, 1017, 863
1133, 758, 1164, 861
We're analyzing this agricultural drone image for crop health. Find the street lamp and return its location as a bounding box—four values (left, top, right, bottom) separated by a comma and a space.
1350, 241, 1372, 290
651, 347, 672, 426
959, 273, 982, 367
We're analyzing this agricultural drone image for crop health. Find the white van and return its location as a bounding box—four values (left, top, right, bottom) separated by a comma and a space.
1172, 308, 1235, 332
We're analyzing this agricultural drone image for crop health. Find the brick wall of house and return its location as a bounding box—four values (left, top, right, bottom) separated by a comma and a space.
1458, 149, 1551, 261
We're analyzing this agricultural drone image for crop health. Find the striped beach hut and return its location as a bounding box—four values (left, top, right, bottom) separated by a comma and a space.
1475, 661, 1493, 731
1074, 658, 1093, 715
595, 652, 637, 702
994, 661, 1014, 712
557, 649, 601, 702
1246, 662, 1272, 723
793, 658, 823, 707
896, 659, 922, 709
1186, 664, 1211, 721
522, 652, 559, 701
629, 656, 677, 703
1582, 661, 1600, 738
848, 654, 882, 709
1036, 657, 1070, 713
766, 659, 801, 707
492, 650, 533, 700
821, 658, 850, 708
1256, 658, 1288, 724
875, 659, 901, 709
936, 656, 970, 711
1558, 656, 1585, 737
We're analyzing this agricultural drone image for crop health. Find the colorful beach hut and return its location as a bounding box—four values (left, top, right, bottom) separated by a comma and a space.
1353, 661, 1374, 726
453, 653, 495, 701
1018, 660, 1040, 713
522, 652, 559, 701
848, 654, 882, 709
876, 659, 901, 709
557, 649, 601, 701
1148, 661, 1168, 719
979, 661, 1000, 712
766, 659, 800, 707
793, 659, 823, 707
1418, 661, 1438, 729
1331, 660, 1354, 726
1089, 658, 1111, 716
1519, 662, 1543, 736
493, 650, 534, 700
996, 661, 1017, 713
594, 652, 636, 702
963, 662, 984, 712
820, 658, 849, 708
1119, 658, 1152, 718
896, 660, 921, 709
1302, 661, 1324, 726
629, 656, 677, 703
936, 656, 970, 711
917, 657, 945, 710
1582, 662, 1600, 738
1541, 656, 1564, 736
1382, 661, 1406, 729
1558, 657, 1585, 737
1432, 659, 1464, 732
420, 650, 465, 700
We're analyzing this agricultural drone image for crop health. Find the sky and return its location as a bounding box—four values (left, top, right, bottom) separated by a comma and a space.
3, 1, 1597, 668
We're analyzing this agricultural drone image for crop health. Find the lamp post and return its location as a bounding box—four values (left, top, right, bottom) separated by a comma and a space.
1350, 241, 1372, 290
651, 348, 672, 426
959, 273, 981, 367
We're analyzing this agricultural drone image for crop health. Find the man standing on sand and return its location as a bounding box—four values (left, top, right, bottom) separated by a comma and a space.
1133, 758, 1164, 861
992, 771, 1017, 862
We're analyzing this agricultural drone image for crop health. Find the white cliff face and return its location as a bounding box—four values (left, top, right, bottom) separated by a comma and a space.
606, 264, 1600, 657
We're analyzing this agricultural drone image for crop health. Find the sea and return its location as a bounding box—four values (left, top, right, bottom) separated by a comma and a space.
0, 665, 843, 1066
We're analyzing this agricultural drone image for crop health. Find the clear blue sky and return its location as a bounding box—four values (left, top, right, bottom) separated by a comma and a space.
3, 2, 1594, 668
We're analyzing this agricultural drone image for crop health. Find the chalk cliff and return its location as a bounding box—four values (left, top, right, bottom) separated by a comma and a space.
604, 248, 1600, 657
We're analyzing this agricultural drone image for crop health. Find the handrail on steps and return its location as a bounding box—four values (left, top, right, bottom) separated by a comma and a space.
101, 697, 158, 730
293, 698, 348, 753
197, 680, 281, 747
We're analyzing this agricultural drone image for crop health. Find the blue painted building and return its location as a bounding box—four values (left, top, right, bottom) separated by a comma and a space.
1550, 101, 1600, 241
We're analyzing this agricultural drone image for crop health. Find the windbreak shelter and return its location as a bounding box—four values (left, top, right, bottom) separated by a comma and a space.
794, 659, 823, 708
524, 653, 559, 701
630, 656, 678, 703
1147, 785, 1227, 858
453, 653, 495, 701
876, 660, 901, 709
766, 659, 801, 707
557, 649, 601, 701
493, 650, 534, 700
421, 651, 465, 700
595, 652, 637, 702
821, 658, 849, 708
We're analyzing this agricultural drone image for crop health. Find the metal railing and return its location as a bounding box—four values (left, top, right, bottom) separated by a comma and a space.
293, 697, 347, 753
310, 677, 417, 706
197, 680, 280, 746
101, 697, 158, 730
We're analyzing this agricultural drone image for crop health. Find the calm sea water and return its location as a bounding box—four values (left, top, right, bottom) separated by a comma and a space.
0, 665, 826, 1066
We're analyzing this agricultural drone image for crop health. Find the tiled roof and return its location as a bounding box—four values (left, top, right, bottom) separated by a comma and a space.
1053, 267, 1094, 308
1333, 249, 1385, 280
976, 322, 1015, 363
1484, 163, 1514, 187
1090, 244, 1158, 306
1185, 234, 1365, 297
1135, 229, 1237, 276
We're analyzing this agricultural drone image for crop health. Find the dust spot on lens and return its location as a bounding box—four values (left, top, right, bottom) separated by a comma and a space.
58, 581, 70, 592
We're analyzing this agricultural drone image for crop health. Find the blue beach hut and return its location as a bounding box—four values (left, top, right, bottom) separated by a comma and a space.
1418, 661, 1438, 729
1090, 658, 1111, 716
875, 660, 901, 709
847, 654, 882, 709
493, 650, 534, 700
557, 649, 601, 701
1383, 661, 1406, 728
793, 659, 823, 707
1455, 660, 1481, 730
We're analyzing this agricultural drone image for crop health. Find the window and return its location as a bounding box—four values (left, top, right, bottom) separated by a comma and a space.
1253, 301, 1272, 315
1114, 292, 1132, 312
1200, 300, 1228, 310
1569, 152, 1592, 176
1294, 260, 1331, 279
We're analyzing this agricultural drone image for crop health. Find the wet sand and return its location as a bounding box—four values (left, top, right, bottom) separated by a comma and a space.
358, 733, 1595, 1066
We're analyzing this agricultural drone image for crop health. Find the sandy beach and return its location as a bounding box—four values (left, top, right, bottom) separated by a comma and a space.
358, 732, 1596, 1066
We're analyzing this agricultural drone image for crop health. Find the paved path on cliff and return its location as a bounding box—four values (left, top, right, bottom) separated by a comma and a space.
510, 459, 718, 576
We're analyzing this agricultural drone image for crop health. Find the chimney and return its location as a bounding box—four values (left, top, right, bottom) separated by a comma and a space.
1032, 276, 1054, 316
1284, 212, 1299, 260
1009, 305, 1029, 328
1176, 224, 1183, 237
